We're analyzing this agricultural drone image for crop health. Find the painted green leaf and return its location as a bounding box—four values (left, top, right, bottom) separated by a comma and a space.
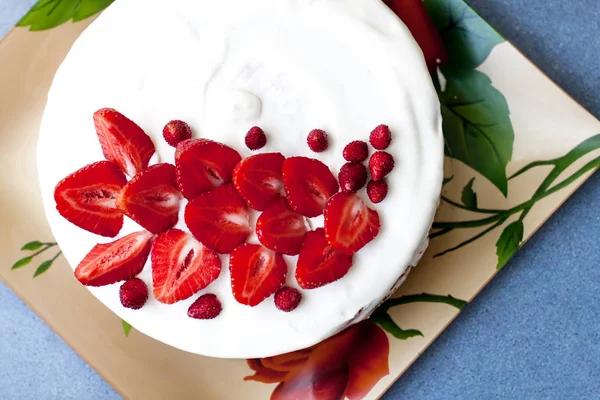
461, 178, 478, 208
371, 312, 423, 340
496, 221, 524, 270
440, 69, 514, 196
442, 175, 454, 186
21, 241, 45, 251
17, 0, 114, 31
424, 0, 504, 70
12, 256, 33, 270
33, 260, 54, 278
122, 320, 132, 337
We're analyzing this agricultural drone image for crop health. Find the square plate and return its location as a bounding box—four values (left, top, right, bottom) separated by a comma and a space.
2, 1, 600, 398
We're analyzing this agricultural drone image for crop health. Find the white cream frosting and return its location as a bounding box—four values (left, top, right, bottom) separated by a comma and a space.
37, 0, 443, 358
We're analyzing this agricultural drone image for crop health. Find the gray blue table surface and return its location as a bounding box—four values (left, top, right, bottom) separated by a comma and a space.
1, 1, 599, 399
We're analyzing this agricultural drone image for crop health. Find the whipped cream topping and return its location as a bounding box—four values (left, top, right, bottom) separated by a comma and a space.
37, 0, 443, 358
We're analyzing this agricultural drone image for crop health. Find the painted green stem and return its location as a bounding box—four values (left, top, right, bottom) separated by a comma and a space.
378, 293, 468, 313
440, 195, 503, 214
433, 154, 600, 231
433, 217, 508, 257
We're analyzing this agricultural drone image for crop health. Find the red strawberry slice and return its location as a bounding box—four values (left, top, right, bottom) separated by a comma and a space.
232, 152, 285, 211
175, 139, 242, 200
185, 184, 251, 254
116, 163, 181, 234
54, 161, 127, 237
151, 229, 221, 304
296, 228, 353, 289
324, 193, 381, 255
256, 198, 309, 256
75, 231, 153, 286
93, 108, 156, 177
283, 157, 339, 218
229, 244, 287, 307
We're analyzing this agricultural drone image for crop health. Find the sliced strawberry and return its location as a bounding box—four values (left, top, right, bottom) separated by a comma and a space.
296, 228, 353, 289
116, 163, 181, 234
324, 193, 381, 255
93, 108, 156, 177
232, 152, 285, 211
283, 157, 339, 218
229, 244, 287, 307
256, 198, 309, 256
185, 184, 251, 254
75, 231, 153, 287
54, 161, 127, 237
175, 139, 242, 200
151, 229, 221, 304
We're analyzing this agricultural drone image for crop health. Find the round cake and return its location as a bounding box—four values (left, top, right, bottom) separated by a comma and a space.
37, 0, 443, 358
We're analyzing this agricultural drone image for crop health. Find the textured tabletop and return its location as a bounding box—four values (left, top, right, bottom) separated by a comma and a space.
1, 1, 599, 399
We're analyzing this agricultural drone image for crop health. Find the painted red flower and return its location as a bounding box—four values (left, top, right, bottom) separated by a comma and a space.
245, 321, 390, 400
384, 0, 448, 72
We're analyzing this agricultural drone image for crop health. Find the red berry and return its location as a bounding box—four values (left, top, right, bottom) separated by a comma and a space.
185, 185, 251, 254
119, 278, 149, 310
369, 124, 392, 150
256, 198, 309, 256
245, 126, 267, 150
163, 120, 192, 147
75, 231, 154, 287
296, 228, 353, 289
175, 138, 242, 200
324, 193, 380, 255
369, 151, 395, 181
93, 108, 156, 177
307, 129, 328, 152
230, 244, 287, 307
232, 152, 285, 211
54, 161, 127, 237
188, 294, 222, 320
338, 162, 368, 193
283, 157, 339, 218
367, 180, 389, 203
152, 229, 221, 304
343, 141, 369, 162
116, 163, 181, 234
274, 287, 302, 312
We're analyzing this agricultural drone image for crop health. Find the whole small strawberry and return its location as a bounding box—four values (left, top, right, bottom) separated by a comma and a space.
338, 162, 367, 193
369, 151, 395, 181
274, 287, 302, 312
343, 141, 369, 162
367, 180, 389, 203
369, 124, 392, 150
163, 120, 193, 147
245, 126, 267, 150
188, 293, 222, 320
307, 129, 328, 153
119, 278, 149, 310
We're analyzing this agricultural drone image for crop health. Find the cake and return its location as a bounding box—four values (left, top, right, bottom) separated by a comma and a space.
37, 0, 443, 358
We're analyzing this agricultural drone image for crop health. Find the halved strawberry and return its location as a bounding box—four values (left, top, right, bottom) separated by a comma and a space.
54, 161, 127, 237
185, 184, 251, 254
175, 139, 242, 200
116, 163, 181, 234
283, 157, 339, 218
151, 229, 221, 304
229, 244, 287, 307
324, 193, 380, 255
296, 228, 353, 289
75, 231, 153, 286
232, 152, 285, 211
93, 108, 156, 177
256, 198, 309, 255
